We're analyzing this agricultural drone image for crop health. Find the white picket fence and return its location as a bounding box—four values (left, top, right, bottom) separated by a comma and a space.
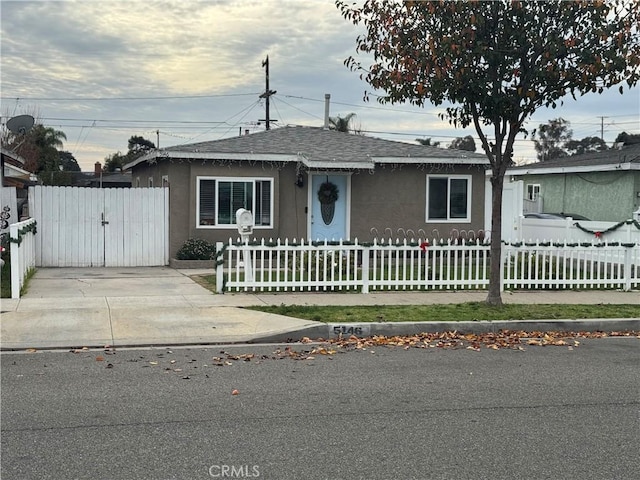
7, 218, 37, 298
215, 238, 640, 293
502, 241, 639, 291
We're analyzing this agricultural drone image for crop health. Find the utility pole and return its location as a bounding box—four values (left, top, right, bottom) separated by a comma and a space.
598, 116, 608, 142
259, 56, 277, 130
156, 129, 160, 149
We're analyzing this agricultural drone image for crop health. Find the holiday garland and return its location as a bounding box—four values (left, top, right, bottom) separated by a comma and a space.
9, 221, 38, 246
574, 219, 640, 238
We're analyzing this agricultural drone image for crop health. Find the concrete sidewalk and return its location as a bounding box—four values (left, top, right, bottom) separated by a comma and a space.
1, 267, 638, 350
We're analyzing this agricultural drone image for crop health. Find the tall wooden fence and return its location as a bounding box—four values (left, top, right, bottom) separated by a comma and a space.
216, 238, 640, 293
29, 186, 168, 267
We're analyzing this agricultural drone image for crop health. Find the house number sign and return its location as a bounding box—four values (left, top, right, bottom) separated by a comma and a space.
329, 324, 371, 338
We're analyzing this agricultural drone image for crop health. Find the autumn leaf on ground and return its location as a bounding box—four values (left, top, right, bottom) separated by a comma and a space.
327, 330, 638, 352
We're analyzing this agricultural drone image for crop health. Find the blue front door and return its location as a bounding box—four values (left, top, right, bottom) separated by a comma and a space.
310, 174, 348, 241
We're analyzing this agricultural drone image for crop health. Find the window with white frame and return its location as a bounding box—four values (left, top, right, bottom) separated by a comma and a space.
148, 177, 154, 187
197, 176, 273, 228
426, 175, 472, 222
527, 184, 540, 201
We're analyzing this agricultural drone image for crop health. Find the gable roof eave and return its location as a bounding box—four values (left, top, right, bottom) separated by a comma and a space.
374, 156, 490, 165
506, 162, 640, 176
124, 150, 302, 170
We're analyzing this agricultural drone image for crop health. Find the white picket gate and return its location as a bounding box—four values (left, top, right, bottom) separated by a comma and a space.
216, 238, 640, 293
29, 186, 168, 267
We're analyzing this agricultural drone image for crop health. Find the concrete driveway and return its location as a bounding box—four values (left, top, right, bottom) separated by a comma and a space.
0, 267, 323, 350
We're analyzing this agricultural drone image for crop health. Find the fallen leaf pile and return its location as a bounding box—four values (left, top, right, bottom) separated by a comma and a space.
327, 330, 639, 352
60, 330, 637, 379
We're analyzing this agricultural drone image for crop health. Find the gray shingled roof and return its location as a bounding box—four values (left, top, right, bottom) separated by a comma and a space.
509, 143, 640, 172
128, 125, 488, 169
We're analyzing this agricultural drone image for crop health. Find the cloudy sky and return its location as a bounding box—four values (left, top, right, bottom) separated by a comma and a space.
2, 0, 639, 171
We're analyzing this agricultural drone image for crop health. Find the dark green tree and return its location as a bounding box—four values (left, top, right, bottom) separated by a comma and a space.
615, 131, 640, 146
58, 151, 81, 172
449, 135, 476, 152
103, 135, 156, 172
565, 136, 608, 156
337, 0, 640, 305
415, 137, 441, 147
127, 135, 155, 159
12, 124, 67, 174
328, 113, 361, 134
103, 152, 127, 173
533, 118, 572, 161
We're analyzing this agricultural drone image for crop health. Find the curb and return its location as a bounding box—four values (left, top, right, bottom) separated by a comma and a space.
2, 319, 637, 352
251, 318, 640, 343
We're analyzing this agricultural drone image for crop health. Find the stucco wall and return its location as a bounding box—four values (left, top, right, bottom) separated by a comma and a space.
521, 171, 638, 221
132, 160, 487, 258
350, 164, 486, 241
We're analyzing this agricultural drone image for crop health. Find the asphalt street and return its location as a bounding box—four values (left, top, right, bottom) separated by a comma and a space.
1, 337, 639, 480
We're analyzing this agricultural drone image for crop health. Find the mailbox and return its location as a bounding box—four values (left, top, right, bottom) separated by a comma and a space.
236, 208, 254, 235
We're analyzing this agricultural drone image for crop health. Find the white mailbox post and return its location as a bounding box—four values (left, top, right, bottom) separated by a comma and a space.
236, 208, 254, 236
236, 209, 254, 282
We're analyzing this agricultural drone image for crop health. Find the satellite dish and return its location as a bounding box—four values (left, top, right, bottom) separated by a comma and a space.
6, 115, 35, 135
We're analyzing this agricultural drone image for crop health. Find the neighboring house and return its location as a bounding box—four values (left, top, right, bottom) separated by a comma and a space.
80, 162, 132, 188
1, 147, 36, 221
85, 172, 132, 188
506, 143, 640, 221
125, 125, 490, 259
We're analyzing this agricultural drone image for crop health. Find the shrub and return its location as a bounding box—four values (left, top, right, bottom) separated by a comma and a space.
176, 238, 216, 260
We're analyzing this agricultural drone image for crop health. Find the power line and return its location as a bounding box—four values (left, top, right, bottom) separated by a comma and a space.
37, 117, 227, 125
0, 92, 260, 102
273, 96, 323, 120
282, 94, 441, 116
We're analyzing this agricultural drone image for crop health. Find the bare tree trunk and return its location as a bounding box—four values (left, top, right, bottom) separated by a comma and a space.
486, 171, 504, 306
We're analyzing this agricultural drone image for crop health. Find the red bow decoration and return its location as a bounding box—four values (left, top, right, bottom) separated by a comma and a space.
420, 241, 429, 251
594, 231, 602, 238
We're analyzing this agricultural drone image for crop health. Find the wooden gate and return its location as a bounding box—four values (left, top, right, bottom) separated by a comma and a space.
29, 186, 168, 267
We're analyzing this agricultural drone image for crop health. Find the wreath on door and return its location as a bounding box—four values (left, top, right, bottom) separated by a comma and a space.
318, 181, 339, 225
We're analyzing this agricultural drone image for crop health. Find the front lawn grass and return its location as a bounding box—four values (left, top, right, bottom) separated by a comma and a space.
190, 274, 639, 323
247, 303, 640, 323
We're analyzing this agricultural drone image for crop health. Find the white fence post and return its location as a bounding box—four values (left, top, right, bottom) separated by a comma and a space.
9, 218, 37, 299
623, 247, 632, 292
500, 243, 507, 292
361, 243, 370, 294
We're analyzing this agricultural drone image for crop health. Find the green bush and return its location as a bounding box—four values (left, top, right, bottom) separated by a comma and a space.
176, 238, 216, 260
